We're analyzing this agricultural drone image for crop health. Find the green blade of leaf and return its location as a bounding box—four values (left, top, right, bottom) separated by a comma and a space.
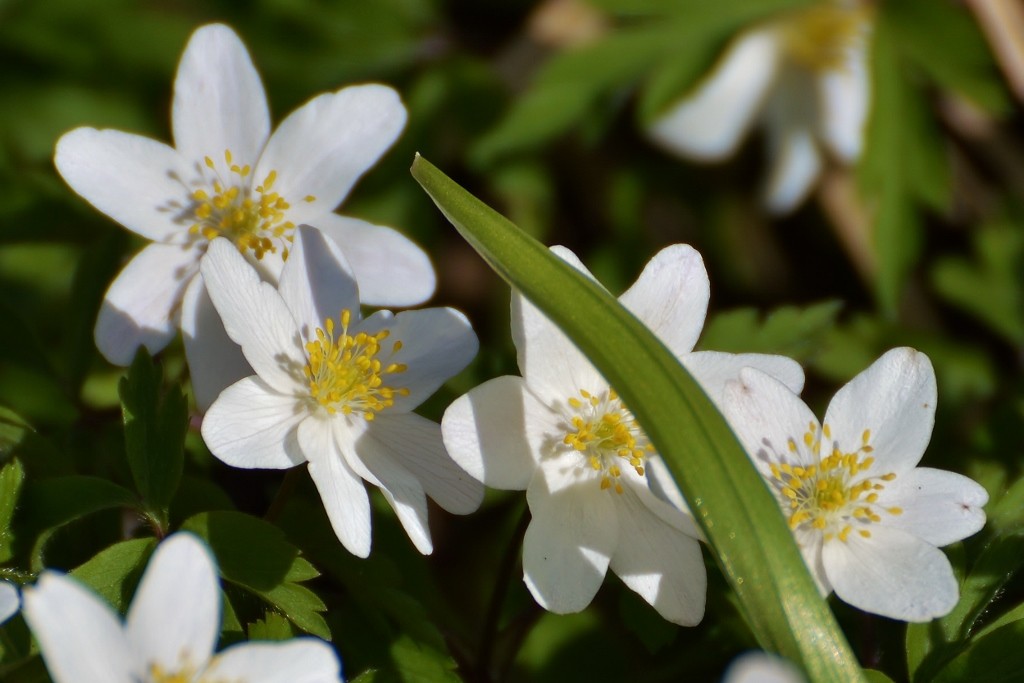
411, 155, 863, 683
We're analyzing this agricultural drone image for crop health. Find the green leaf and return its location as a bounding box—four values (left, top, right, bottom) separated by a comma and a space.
0, 407, 33, 457
70, 537, 157, 612
699, 301, 843, 361
182, 510, 329, 640
411, 155, 863, 683
248, 611, 297, 641
0, 459, 25, 563
20, 476, 138, 572
119, 348, 188, 524
864, 670, 897, 683
932, 620, 1024, 683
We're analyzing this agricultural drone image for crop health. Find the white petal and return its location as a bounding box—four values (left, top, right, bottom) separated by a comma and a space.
200, 239, 306, 394
181, 276, 253, 412
348, 420, 434, 554
684, 351, 806, 401
822, 524, 959, 621
300, 417, 372, 557
818, 39, 870, 162
522, 474, 618, 613
202, 376, 307, 469
878, 467, 988, 547
510, 247, 604, 405
255, 85, 406, 223
22, 573, 133, 683
609, 489, 706, 626
203, 639, 341, 682
0, 581, 18, 624
126, 533, 219, 674
823, 348, 936, 476
724, 652, 806, 683
618, 244, 709, 357
628, 468, 703, 540
95, 242, 202, 365
721, 368, 821, 476
647, 29, 780, 160
277, 225, 359, 337
368, 412, 483, 515
643, 455, 694, 520
793, 525, 832, 596
762, 119, 822, 214
54, 128, 193, 243
382, 307, 479, 411
172, 24, 270, 166
314, 213, 436, 307
442, 376, 559, 491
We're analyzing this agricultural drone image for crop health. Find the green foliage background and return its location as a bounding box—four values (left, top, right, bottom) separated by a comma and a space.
0, 0, 1023, 681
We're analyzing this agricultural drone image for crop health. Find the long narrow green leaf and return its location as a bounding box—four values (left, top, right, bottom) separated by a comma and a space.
411, 155, 863, 682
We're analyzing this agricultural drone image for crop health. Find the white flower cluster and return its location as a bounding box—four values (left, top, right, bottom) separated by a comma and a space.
15, 13, 989, 682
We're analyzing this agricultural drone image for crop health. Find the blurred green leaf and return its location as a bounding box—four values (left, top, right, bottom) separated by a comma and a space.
182, 510, 329, 640
0, 408, 33, 458
864, 670, 896, 683
70, 537, 157, 612
699, 301, 842, 361
248, 610, 297, 642
411, 155, 863, 683
0, 459, 25, 563
119, 349, 188, 526
932, 619, 1024, 683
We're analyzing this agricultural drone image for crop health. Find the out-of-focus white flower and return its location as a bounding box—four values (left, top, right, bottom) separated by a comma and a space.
723, 651, 806, 683
648, 2, 872, 213
56, 23, 434, 408
722, 347, 989, 621
200, 226, 482, 557
22, 533, 342, 683
441, 244, 804, 625
0, 581, 18, 624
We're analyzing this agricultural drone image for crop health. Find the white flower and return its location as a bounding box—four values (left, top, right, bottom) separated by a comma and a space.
199, 225, 483, 557
722, 347, 989, 621
723, 652, 805, 683
55, 23, 435, 408
21, 532, 342, 683
0, 580, 18, 624
647, 2, 871, 213
441, 244, 805, 625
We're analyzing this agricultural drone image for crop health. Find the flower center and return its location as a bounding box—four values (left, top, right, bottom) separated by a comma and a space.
768, 423, 903, 543
304, 309, 409, 420
187, 149, 315, 260
778, 4, 867, 72
562, 388, 653, 494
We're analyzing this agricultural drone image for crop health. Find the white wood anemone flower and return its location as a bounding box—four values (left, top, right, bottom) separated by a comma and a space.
21, 532, 342, 683
0, 581, 18, 625
199, 226, 483, 557
722, 348, 989, 622
55, 23, 435, 408
724, 652, 805, 683
441, 244, 805, 626
647, 1, 872, 213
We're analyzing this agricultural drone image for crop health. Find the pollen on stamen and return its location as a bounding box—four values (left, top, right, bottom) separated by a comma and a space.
562, 387, 651, 494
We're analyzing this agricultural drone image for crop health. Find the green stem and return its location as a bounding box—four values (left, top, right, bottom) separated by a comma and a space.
264, 468, 302, 523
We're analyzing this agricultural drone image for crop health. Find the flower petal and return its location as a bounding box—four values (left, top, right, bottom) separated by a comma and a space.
522, 474, 618, 613
380, 307, 479, 411
314, 213, 436, 307
95, 242, 201, 365
203, 639, 341, 683
181, 276, 253, 412
277, 225, 359, 337
511, 247, 604, 405
200, 238, 306, 395
721, 367, 821, 475
171, 24, 270, 165
761, 119, 821, 214
442, 376, 560, 491
126, 533, 219, 674
0, 581, 18, 624
618, 244, 709, 357
823, 348, 936, 476
684, 350, 806, 400
724, 652, 806, 683
647, 29, 780, 160
54, 128, 193, 243
878, 467, 988, 547
818, 38, 870, 162
255, 85, 406, 223
300, 417, 372, 557
202, 377, 307, 469
368, 412, 483, 515
793, 525, 831, 596
821, 524, 959, 621
609, 489, 706, 626
349, 421, 433, 554
22, 573, 133, 683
